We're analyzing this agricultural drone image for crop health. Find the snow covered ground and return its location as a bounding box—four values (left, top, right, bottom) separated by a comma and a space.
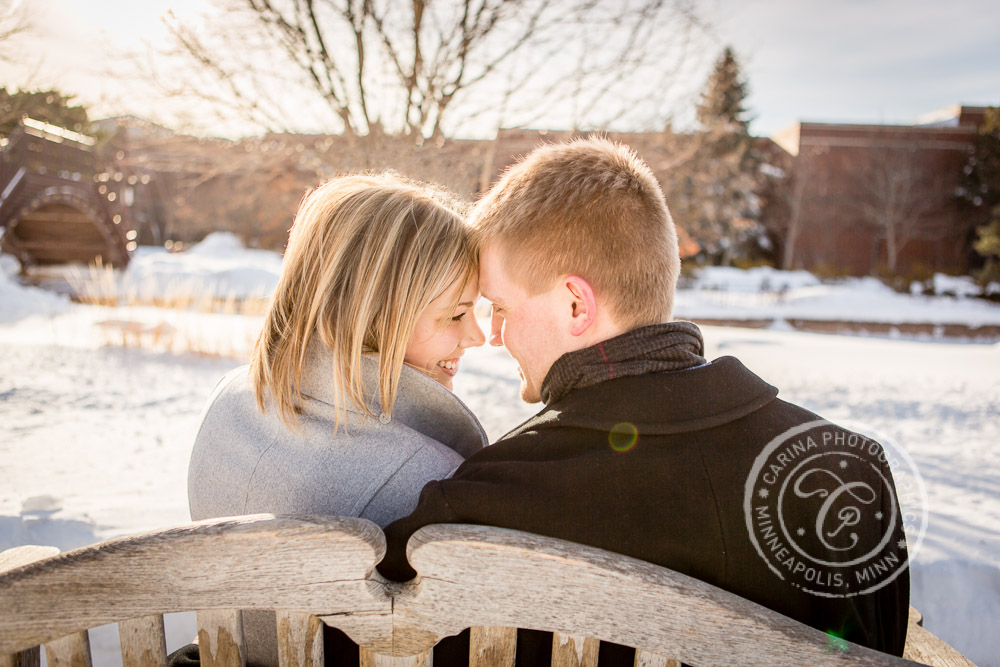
676, 265, 1000, 328
1, 237, 998, 665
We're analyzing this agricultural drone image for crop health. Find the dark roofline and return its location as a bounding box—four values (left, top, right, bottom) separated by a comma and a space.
796, 121, 976, 135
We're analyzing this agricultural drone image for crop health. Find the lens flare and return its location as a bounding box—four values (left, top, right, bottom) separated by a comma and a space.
609, 422, 639, 452
825, 630, 849, 653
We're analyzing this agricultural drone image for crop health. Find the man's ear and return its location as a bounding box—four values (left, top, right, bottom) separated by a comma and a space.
564, 275, 597, 337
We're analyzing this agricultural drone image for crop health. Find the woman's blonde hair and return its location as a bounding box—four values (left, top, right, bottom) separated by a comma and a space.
250, 173, 475, 430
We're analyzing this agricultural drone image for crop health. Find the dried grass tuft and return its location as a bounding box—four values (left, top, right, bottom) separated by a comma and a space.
67, 263, 271, 316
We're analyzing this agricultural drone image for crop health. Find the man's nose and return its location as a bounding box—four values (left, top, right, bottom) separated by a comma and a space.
489, 310, 503, 347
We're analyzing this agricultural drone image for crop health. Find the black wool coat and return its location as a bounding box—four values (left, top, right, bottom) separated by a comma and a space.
379, 356, 910, 664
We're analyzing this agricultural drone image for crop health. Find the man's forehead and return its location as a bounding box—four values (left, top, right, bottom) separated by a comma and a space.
477, 244, 506, 296
477, 273, 502, 305
478, 243, 543, 304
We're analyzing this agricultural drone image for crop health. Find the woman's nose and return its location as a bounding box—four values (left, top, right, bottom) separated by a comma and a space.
463, 313, 486, 347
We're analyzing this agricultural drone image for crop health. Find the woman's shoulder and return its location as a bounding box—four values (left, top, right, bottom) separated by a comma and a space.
300, 346, 487, 456
189, 357, 484, 525
194, 364, 250, 421
390, 362, 487, 457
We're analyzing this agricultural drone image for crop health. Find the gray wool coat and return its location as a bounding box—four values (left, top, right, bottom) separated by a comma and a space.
189, 342, 487, 525
187, 340, 487, 665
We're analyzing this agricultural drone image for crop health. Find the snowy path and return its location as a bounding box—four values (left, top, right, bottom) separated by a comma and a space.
1, 321, 997, 663
0, 344, 238, 545
2, 245, 999, 665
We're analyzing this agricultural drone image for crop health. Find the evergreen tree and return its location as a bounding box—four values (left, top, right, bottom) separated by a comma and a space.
679, 47, 762, 265
973, 206, 1000, 286
962, 107, 1000, 209
696, 47, 753, 149
0, 88, 90, 137
961, 107, 1000, 285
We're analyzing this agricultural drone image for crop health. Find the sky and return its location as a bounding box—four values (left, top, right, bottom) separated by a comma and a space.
1, 0, 998, 138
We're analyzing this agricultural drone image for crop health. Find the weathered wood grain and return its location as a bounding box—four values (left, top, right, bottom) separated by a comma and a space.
400, 524, 922, 666
551, 633, 598, 667
633, 650, 678, 667
0, 546, 60, 574
359, 648, 432, 666
44, 632, 92, 667
198, 610, 245, 667
469, 626, 516, 667
276, 611, 323, 667
0, 517, 974, 667
903, 607, 975, 666
0, 647, 39, 667
0, 546, 58, 667
0, 515, 391, 656
119, 615, 167, 667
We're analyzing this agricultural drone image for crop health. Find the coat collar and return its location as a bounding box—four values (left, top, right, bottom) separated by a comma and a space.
299, 339, 487, 458
507, 356, 778, 437
540, 321, 706, 405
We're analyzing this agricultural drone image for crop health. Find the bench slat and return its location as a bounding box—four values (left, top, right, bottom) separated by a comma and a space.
551, 633, 598, 667
359, 648, 432, 666
401, 524, 919, 666
0, 647, 40, 667
45, 631, 92, 667
276, 611, 323, 667
469, 626, 516, 667
633, 650, 678, 667
119, 614, 168, 667
1, 518, 975, 666
0, 515, 390, 656
198, 609, 246, 667
0, 547, 60, 574
902, 607, 975, 667
1, 547, 58, 667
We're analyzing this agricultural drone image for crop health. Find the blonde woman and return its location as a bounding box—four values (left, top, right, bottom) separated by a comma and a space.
184, 174, 487, 666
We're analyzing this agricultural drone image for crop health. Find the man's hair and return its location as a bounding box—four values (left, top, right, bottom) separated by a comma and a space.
471, 137, 680, 328
250, 173, 475, 431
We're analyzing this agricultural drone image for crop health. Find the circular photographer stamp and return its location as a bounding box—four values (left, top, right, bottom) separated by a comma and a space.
744, 419, 927, 598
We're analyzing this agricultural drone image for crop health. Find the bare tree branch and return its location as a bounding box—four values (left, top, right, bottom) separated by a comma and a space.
0, 0, 32, 64
151, 0, 712, 141
857, 147, 946, 273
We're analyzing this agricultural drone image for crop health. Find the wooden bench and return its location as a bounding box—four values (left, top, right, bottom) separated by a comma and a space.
0, 514, 975, 667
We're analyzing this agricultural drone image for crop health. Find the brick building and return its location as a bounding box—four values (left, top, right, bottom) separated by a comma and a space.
762, 105, 990, 277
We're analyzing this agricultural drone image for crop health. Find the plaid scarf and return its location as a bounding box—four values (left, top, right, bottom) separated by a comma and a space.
540, 321, 706, 405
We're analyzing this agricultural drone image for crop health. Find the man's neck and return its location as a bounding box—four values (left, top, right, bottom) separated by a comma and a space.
540, 321, 705, 405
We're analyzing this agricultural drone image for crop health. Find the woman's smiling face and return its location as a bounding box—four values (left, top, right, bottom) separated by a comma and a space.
404, 275, 485, 390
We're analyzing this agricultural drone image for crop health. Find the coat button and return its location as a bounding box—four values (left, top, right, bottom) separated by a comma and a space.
378, 412, 391, 424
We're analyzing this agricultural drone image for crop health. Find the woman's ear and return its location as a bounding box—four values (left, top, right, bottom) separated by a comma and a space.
564, 275, 597, 337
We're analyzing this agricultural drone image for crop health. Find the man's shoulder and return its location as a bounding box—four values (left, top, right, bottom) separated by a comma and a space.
521, 356, 781, 436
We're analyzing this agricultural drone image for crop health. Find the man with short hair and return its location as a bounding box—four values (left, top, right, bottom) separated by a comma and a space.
379, 138, 909, 662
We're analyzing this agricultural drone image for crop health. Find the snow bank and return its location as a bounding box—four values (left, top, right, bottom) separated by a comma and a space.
124, 233, 282, 302
184, 231, 247, 257
0, 254, 72, 324
676, 267, 1000, 327
25, 238, 998, 331
931, 273, 987, 298
687, 265, 822, 291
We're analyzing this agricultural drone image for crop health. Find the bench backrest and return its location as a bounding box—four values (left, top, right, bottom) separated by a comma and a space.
0, 515, 973, 667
